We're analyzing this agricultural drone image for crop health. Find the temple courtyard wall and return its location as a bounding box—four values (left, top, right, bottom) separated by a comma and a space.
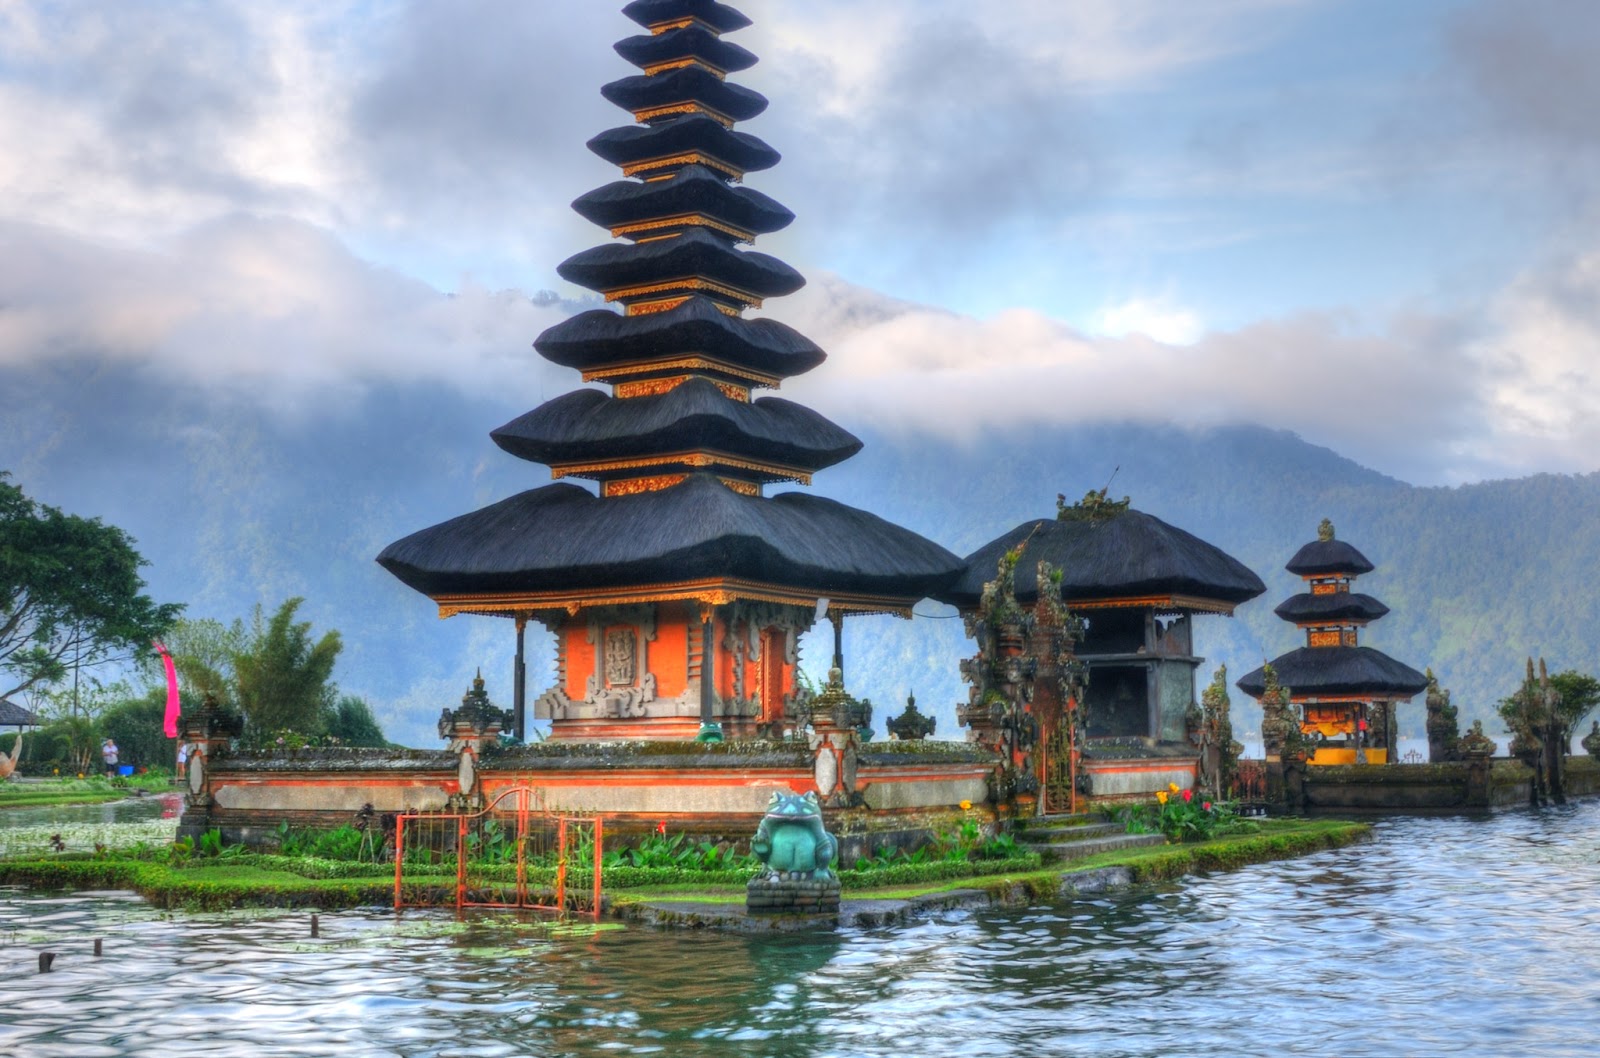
1289, 755, 1599, 813
179, 741, 994, 861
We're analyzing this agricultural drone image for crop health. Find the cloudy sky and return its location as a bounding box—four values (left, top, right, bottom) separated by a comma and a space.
3, 0, 1600, 485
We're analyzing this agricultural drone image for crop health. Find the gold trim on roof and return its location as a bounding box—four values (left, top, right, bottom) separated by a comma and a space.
634, 102, 736, 128
623, 152, 744, 181
603, 473, 688, 496
649, 17, 717, 35
606, 277, 762, 310
582, 356, 781, 390
642, 58, 727, 79
614, 375, 750, 401
548, 450, 813, 485
436, 578, 913, 619
603, 474, 758, 498
612, 213, 755, 244
624, 296, 741, 318
625, 295, 692, 316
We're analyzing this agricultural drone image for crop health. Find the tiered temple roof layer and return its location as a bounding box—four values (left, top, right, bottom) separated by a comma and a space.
378, 474, 959, 613
534, 296, 823, 385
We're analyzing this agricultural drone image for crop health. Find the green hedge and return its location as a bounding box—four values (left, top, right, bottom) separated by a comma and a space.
839, 855, 1043, 890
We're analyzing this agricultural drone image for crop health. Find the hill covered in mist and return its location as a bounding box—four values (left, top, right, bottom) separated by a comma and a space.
7, 360, 1594, 747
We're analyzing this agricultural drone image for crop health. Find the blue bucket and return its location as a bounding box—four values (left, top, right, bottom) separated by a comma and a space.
118, 765, 134, 777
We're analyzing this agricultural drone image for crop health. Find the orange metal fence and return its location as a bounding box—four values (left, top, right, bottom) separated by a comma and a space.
393, 787, 604, 917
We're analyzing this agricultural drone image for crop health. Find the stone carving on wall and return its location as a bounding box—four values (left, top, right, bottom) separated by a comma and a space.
604, 628, 636, 687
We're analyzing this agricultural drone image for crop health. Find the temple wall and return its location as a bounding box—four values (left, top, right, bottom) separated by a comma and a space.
181, 741, 1002, 857
1295, 756, 1600, 813
1081, 756, 1198, 800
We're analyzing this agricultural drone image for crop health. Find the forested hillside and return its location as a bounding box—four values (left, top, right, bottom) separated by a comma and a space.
7, 363, 1595, 746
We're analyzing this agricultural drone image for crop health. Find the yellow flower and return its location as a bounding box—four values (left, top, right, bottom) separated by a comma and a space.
1168, 782, 1181, 794
959, 800, 973, 811
1156, 791, 1169, 804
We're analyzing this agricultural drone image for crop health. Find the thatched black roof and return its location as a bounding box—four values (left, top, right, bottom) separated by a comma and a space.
937, 511, 1266, 610
601, 67, 767, 123
1237, 647, 1428, 699
588, 116, 779, 175
0, 698, 40, 727
572, 166, 793, 236
489, 379, 861, 472
614, 26, 757, 74
1286, 538, 1375, 577
534, 296, 824, 380
557, 228, 803, 300
1274, 592, 1390, 624
622, 0, 751, 34
377, 473, 962, 601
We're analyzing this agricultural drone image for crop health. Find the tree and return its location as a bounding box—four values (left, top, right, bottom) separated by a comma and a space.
0, 472, 182, 700
1548, 670, 1600, 733
145, 616, 246, 711
323, 694, 388, 747
233, 598, 341, 737
101, 688, 175, 771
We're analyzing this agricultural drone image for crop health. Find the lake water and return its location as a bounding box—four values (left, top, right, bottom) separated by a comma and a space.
2, 797, 1599, 1057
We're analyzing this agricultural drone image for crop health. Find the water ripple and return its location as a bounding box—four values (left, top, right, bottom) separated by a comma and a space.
3, 803, 1600, 1055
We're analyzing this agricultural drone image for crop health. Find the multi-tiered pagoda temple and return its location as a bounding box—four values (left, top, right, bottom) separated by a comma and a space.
378, 0, 961, 743
1238, 520, 1428, 765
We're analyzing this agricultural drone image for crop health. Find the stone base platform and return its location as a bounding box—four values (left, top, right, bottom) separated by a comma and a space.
746, 872, 841, 915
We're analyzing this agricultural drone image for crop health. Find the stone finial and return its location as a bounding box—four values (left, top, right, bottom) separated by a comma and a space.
1582, 720, 1600, 762
1459, 719, 1497, 758
439, 672, 512, 741
1318, 518, 1335, 542
886, 693, 936, 741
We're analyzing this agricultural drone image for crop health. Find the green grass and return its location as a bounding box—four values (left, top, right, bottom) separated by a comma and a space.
0, 788, 128, 808
0, 772, 176, 809
0, 819, 1370, 912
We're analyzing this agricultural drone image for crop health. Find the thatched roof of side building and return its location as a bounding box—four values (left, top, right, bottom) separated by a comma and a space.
937, 509, 1265, 611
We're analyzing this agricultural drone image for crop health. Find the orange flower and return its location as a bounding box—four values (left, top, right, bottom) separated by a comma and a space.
1156, 791, 1169, 805
1168, 782, 1181, 794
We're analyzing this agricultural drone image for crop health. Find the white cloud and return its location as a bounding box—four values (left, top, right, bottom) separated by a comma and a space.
771, 274, 1489, 482
0, 216, 574, 411
1094, 298, 1205, 345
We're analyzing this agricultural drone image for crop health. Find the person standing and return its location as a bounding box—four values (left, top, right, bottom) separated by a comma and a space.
176, 741, 191, 783
101, 738, 119, 778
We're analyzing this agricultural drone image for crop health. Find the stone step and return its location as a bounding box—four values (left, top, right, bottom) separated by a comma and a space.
1015, 821, 1124, 844
1028, 813, 1100, 826
1032, 832, 1168, 863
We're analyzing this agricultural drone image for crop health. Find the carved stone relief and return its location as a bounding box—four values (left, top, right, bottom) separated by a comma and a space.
604, 628, 636, 687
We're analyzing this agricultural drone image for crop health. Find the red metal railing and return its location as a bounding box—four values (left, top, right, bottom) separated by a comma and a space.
393, 787, 603, 917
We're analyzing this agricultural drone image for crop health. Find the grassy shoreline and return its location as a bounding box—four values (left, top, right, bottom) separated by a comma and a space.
0, 774, 177, 810
0, 819, 1371, 913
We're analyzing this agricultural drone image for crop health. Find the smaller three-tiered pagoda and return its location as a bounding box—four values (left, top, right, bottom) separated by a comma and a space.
1238, 520, 1428, 765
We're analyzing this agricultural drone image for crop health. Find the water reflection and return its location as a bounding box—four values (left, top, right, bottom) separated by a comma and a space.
2, 801, 1598, 1056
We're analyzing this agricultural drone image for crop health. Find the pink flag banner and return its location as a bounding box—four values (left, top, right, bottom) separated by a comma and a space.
154, 641, 180, 738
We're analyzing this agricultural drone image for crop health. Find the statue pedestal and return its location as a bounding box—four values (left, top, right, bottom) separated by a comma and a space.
746, 872, 841, 915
